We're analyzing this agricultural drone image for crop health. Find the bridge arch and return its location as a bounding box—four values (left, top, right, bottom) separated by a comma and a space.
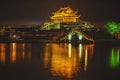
68, 31, 83, 42
60, 30, 94, 42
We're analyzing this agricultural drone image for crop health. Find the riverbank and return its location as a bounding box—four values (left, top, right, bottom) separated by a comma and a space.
0, 39, 120, 45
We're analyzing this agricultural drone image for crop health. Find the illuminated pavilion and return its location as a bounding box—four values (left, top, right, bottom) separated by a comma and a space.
50, 7, 80, 23
41, 6, 93, 30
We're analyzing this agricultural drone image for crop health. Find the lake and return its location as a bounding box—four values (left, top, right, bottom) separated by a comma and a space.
0, 43, 120, 80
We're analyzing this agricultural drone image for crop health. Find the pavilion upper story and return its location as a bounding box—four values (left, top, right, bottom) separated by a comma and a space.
50, 7, 80, 23
41, 6, 94, 30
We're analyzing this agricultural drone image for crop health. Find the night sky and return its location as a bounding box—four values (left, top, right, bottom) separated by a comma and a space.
0, 0, 120, 26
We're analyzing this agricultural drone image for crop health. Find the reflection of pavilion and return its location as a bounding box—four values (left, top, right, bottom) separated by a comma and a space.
43, 43, 94, 79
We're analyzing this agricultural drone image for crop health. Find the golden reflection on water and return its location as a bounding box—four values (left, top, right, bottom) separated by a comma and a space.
10, 43, 31, 63
0, 44, 6, 64
68, 43, 72, 58
44, 43, 94, 79
84, 47, 88, 71
0, 43, 31, 64
22, 44, 25, 61
78, 44, 82, 59
10, 43, 17, 63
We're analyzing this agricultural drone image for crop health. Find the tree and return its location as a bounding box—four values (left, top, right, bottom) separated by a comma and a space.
104, 21, 120, 35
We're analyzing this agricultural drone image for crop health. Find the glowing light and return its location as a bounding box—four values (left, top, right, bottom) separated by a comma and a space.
78, 34, 83, 40
67, 31, 83, 42
68, 34, 72, 41
109, 48, 120, 68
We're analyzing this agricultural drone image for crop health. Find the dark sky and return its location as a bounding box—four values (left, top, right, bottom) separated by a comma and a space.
0, 0, 120, 26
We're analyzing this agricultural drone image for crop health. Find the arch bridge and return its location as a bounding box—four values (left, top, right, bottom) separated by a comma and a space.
59, 30, 94, 43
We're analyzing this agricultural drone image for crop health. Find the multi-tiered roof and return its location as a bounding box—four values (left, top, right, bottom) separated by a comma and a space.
50, 7, 80, 23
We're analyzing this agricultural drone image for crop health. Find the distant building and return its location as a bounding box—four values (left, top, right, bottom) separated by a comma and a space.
41, 6, 94, 30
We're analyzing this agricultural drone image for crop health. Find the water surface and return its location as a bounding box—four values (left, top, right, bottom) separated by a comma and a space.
0, 43, 120, 80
